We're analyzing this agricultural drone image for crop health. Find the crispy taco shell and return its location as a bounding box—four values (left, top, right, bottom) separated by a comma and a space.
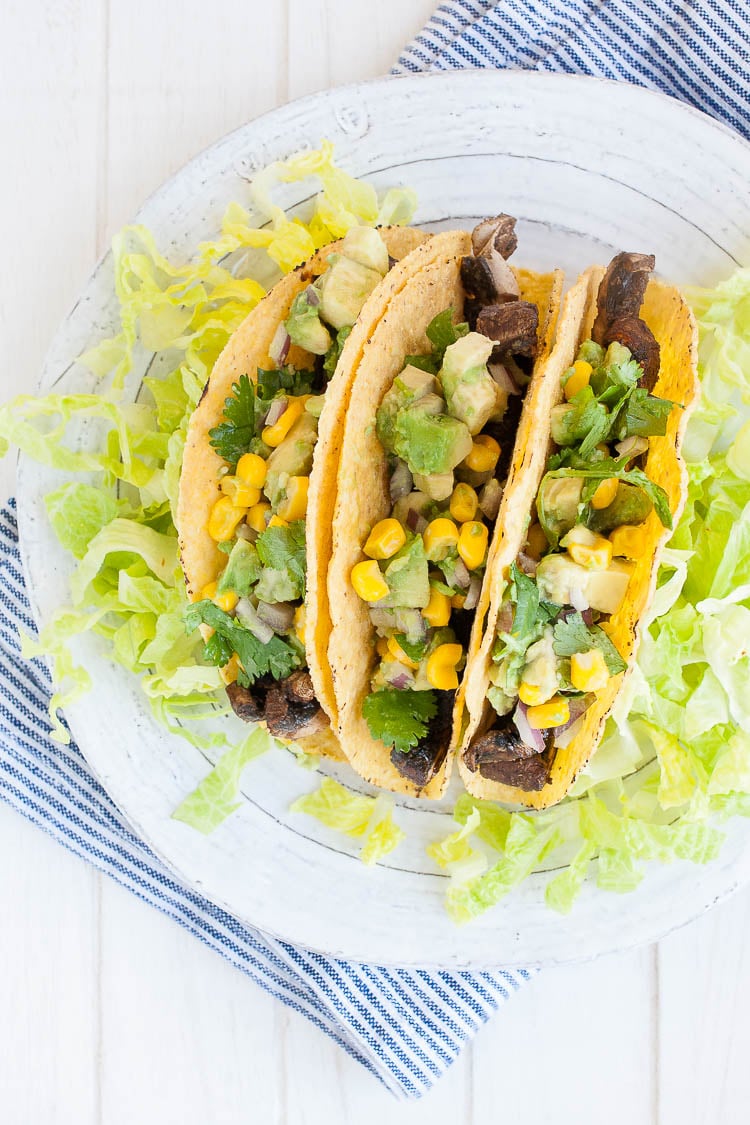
326, 233, 562, 797
177, 226, 427, 758
458, 272, 699, 808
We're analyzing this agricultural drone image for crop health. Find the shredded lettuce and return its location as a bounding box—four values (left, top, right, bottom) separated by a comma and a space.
290, 778, 405, 865
172, 728, 272, 834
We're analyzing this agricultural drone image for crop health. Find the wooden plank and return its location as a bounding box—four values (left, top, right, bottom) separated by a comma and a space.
0, 0, 104, 503
657, 887, 750, 1124
473, 951, 657, 1125
0, 808, 99, 1123
98, 875, 284, 1123
282, 996, 473, 1124
104, 0, 289, 237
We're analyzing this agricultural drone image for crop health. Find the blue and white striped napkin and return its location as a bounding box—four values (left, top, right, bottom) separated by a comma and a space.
3, 0, 749, 1100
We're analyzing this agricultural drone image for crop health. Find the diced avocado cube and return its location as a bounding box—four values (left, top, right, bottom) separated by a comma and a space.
376, 366, 439, 452
393, 406, 472, 476
317, 256, 383, 330
537, 475, 584, 544
284, 290, 331, 355
413, 471, 454, 502
536, 553, 632, 615
587, 483, 653, 533
340, 227, 389, 275
439, 332, 502, 434
217, 539, 262, 597
577, 339, 605, 368
379, 537, 430, 609
264, 412, 318, 506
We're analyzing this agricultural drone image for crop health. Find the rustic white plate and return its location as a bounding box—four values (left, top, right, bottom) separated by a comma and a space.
16, 72, 750, 967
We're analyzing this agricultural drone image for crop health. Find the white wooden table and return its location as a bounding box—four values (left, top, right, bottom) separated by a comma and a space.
1, 3, 749, 1121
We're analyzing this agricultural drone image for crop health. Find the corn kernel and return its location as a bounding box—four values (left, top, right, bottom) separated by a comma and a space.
278, 476, 309, 522
220, 476, 262, 508
527, 695, 570, 729
236, 452, 267, 489
294, 603, 307, 647
268, 514, 289, 529
450, 482, 479, 523
208, 496, 247, 542
423, 518, 459, 561
376, 635, 389, 658
570, 649, 611, 692
201, 581, 218, 601
463, 434, 501, 473
426, 643, 463, 691
564, 359, 593, 401
215, 589, 239, 613
351, 560, 389, 603
246, 501, 271, 533
220, 653, 242, 686
262, 399, 304, 448
609, 524, 649, 559
457, 521, 489, 570
422, 587, 451, 627
562, 524, 613, 570
387, 635, 419, 669
451, 592, 467, 610
525, 522, 548, 560
519, 680, 549, 707
364, 517, 406, 560
590, 477, 619, 510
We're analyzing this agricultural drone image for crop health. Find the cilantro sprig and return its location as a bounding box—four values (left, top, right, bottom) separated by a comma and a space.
552, 612, 627, 675
186, 600, 302, 685
209, 368, 317, 468
403, 308, 469, 374
362, 688, 437, 753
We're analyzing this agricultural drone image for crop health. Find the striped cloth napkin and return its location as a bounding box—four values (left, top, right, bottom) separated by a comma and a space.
3, 0, 749, 1100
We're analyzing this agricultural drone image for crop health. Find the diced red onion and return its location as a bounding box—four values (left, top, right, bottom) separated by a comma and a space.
453, 559, 471, 590
304, 285, 320, 307
497, 601, 514, 634
387, 670, 413, 691
569, 586, 589, 612
369, 609, 398, 631
615, 435, 649, 460
488, 362, 520, 395
269, 323, 291, 366
464, 575, 482, 611
581, 608, 594, 626
236, 523, 258, 543
513, 701, 546, 754
235, 598, 274, 644
264, 397, 288, 427
554, 716, 584, 749
389, 461, 413, 503
517, 551, 537, 577
479, 479, 502, 521
256, 601, 295, 633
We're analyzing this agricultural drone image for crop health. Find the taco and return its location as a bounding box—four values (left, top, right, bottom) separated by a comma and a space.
177, 223, 437, 757
326, 215, 563, 797
458, 252, 699, 808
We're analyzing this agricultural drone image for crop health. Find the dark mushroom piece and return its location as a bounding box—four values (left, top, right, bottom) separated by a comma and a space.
471, 213, 519, 260
605, 314, 661, 391
591, 251, 655, 345
226, 680, 265, 723
465, 719, 552, 791
227, 672, 330, 739
476, 301, 539, 358
390, 690, 453, 788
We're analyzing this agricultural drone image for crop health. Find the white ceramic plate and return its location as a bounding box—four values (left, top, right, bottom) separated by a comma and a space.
17, 72, 750, 967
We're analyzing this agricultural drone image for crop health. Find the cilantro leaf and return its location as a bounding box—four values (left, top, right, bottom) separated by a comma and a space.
492, 563, 557, 666
323, 327, 352, 377
393, 633, 429, 662
209, 374, 258, 469
552, 612, 627, 675
257, 366, 317, 399
426, 308, 469, 363
255, 520, 306, 599
362, 688, 437, 753
185, 600, 302, 684
403, 353, 440, 375
617, 388, 677, 439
